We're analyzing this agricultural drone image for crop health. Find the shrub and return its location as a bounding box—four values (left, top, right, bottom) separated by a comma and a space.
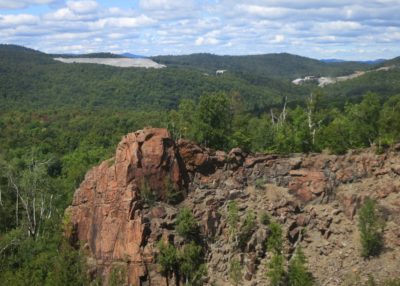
229, 259, 243, 286
227, 201, 239, 241
254, 178, 265, 190
140, 179, 155, 206
179, 242, 206, 286
288, 247, 313, 286
238, 210, 257, 250
267, 253, 286, 286
358, 198, 384, 257
108, 265, 126, 286
260, 211, 270, 225
164, 177, 183, 204
176, 208, 199, 240
267, 221, 283, 254
157, 241, 179, 283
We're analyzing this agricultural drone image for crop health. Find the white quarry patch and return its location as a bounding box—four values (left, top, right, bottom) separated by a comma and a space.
53, 57, 166, 69
292, 65, 396, 87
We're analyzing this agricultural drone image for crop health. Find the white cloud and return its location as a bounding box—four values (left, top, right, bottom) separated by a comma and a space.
0, 0, 54, 9
316, 21, 362, 31
67, 1, 99, 14
0, 14, 39, 27
1, 0, 399, 59
236, 4, 290, 18
139, 0, 194, 10
89, 15, 156, 29
271, 34, 285, 43
195, 36, 219, 46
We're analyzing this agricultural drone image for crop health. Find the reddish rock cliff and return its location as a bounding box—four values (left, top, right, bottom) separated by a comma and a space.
68, 128, 188, 285
67, 129, 400, 285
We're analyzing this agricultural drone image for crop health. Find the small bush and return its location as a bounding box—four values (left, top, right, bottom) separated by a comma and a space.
267, 253, 286, 286
157, 241, 178, 282
179, 242, 206, 286
227, 201, 239, 241
254, 178, 265, 190
260, 211, 270, 225
164, 177, 183, 204
267, 221, 283, 254
176, 208, 199, 240
238, 210, 257, 250
358, 198, 384, 257
140, 179, 155, 206
229, 259, 243, 286
288, 247, 313, 286
108, 265, 126, 286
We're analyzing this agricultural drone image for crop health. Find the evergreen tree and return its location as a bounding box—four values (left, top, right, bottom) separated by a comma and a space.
288, 247, 313, 286
157, 241, 179, 286
358, 198, 384, 257
176, 208, 199, 241
268, 253, 286, 286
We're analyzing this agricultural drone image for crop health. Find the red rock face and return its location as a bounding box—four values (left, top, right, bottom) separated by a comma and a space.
67, 128, 187, 285
67, 128, 400, 285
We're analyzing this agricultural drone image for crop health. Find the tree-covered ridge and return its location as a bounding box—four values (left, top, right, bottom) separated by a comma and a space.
1, 45, 400, 113
0, 45, 303, 112
322, 67, 400, 106
152, 53, 374, 79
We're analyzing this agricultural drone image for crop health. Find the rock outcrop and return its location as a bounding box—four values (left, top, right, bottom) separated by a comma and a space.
67, 128, 400, 285
67, 128, 187, 285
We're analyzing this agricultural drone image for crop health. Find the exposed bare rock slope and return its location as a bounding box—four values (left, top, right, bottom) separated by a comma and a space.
54, 57, 166, 68
67, 128, 400, 285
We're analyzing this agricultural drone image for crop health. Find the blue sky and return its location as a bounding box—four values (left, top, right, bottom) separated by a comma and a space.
0, 0, 399, 60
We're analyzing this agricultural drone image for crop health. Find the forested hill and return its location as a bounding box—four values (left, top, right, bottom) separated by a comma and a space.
0, 44, 305, 111
151, 53, 374, 79
1, 44, 400, 113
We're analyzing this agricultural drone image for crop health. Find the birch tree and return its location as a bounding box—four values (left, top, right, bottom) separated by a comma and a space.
1, 157, 53, 239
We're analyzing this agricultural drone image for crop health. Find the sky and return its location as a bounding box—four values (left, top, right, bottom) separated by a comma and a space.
0, 0, 399, 60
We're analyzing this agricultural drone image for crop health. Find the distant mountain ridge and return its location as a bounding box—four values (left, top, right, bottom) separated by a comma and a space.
320, 58, 386, 64
151, 53, 379, 80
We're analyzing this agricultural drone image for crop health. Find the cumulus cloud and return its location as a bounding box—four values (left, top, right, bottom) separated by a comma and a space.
0, 0, 54, 9
89, 15, 156, 29
67, 0, 99, 14
195, 36, 219, 46
139, 0, 195, 11
0, 14, 39, 27
0, 0, 399, 59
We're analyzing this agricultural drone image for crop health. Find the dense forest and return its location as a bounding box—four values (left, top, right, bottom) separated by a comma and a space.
0, 44, 400, 285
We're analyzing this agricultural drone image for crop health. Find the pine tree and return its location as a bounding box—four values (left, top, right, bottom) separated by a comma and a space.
358, 198, 384, 257
288, 247, 313, 286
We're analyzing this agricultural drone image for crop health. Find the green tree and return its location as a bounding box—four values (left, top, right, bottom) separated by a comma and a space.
0, 157, 54, 238
379, 95, 400, 146
176, 208, 199, 240
267, 253, 286, 286
46, 240, 88, 286
267, 221, 286, 286
195, 92, 233, 149
157, 241, 179, 286
179, 242, 206, 286
267, 222, 283, 254
347, 93, 381, 147
358, 198, 384, 257
320, 111, 351, 154
288, 247, 313, 286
